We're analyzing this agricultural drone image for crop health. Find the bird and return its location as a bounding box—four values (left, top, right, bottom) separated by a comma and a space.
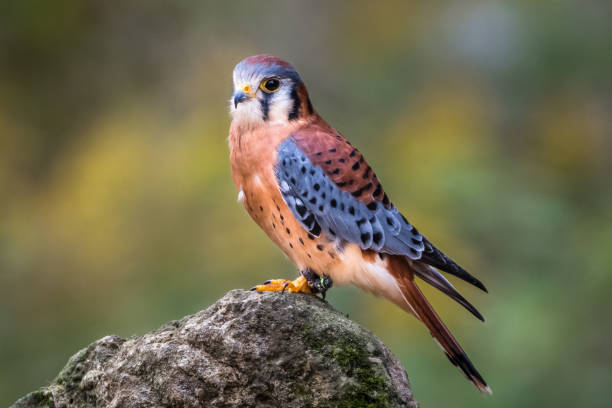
228, 54, 491, 394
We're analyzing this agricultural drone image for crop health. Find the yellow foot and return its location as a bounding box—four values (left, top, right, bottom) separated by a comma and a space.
251, 275, 313, 294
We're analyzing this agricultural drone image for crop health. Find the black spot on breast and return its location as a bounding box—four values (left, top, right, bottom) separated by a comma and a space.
301, 166, 306, 174
386, 217, 394, 226
352, 162, 360, 171
316, 244, 324, 251
314, 183, 320, 191
309, 197, 317, 204
289, 243, 294, 248
318, 205, 324, 211
321, 192, 326, 199
367, 202, 377, 211
330, 199, 337, 208
329, 148, 336, 153
348, 206, 355, 215
280, 214, 284, 221
286, 228, 291, 234
360, 232, 371, 244
272, 223, 276, 229
316, 152, 322, 156
325, 160, 332, 165
332, 168, 340, 175
290, 177, 296, 185
349, 150, 356, 157
299, 238, 305, 245
337, 181, 346, 187
310, 169, 315, 176
362, 167, 371, 179
339, 158, 345, 163
259, 206, 264, 212
308, 233, 315, 240
356, 218, 366, 226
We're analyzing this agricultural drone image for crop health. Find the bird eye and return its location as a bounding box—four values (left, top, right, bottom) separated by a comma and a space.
260, 78, 280, 93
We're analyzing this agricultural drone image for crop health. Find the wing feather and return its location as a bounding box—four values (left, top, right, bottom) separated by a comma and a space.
276, 136, 423, 256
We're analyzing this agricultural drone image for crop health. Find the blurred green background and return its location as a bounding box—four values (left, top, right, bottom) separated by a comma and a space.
2, 1, 611, 406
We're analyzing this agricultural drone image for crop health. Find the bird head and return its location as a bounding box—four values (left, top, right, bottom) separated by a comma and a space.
230, 54, 314, 127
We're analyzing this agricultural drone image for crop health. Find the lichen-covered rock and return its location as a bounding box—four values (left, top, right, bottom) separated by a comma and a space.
12, 289, 418, 408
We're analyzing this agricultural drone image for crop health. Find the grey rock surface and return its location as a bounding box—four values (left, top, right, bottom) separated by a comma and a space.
12, 289, 418, 408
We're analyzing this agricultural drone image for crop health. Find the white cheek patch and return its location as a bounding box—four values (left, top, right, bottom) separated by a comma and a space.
267, 91, 293, 123
230, 99, 264, 126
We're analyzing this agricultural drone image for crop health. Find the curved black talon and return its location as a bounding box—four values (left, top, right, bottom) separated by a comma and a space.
250, 286, 258, 291
281, 282, 289, 293
264, 280, 272, 285
318, 275, 333, 299
302, 268, 333, 298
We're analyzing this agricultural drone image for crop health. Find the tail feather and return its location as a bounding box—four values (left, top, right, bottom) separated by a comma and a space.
412, 263, 485, 322
389, 256, 492, 394
420, 238, 488, 293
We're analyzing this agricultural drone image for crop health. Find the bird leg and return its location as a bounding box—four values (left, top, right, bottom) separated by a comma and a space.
302, 268, 333, 299
251, 275, 313, 294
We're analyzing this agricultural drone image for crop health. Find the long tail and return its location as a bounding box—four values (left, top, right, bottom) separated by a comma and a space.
388, 256, 492, 394
412, 262, 485, 322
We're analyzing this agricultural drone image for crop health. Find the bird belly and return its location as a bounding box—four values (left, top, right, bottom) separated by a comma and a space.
239, 172, 341, 272
239, 173, 403, 306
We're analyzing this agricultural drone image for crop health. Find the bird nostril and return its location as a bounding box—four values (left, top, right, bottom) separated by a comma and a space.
243, 85, 251, 94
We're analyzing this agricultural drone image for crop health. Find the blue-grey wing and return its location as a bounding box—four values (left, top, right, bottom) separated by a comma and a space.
275, 137, 424, 259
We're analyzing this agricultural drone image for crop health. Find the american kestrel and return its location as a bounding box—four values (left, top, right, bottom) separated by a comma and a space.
228, 54, 491, 393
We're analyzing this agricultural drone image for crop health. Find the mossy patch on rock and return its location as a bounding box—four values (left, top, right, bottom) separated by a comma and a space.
11, 290, 418, 408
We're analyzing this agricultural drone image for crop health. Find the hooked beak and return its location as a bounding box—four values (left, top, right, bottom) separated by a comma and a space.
233, 91, 249, 108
